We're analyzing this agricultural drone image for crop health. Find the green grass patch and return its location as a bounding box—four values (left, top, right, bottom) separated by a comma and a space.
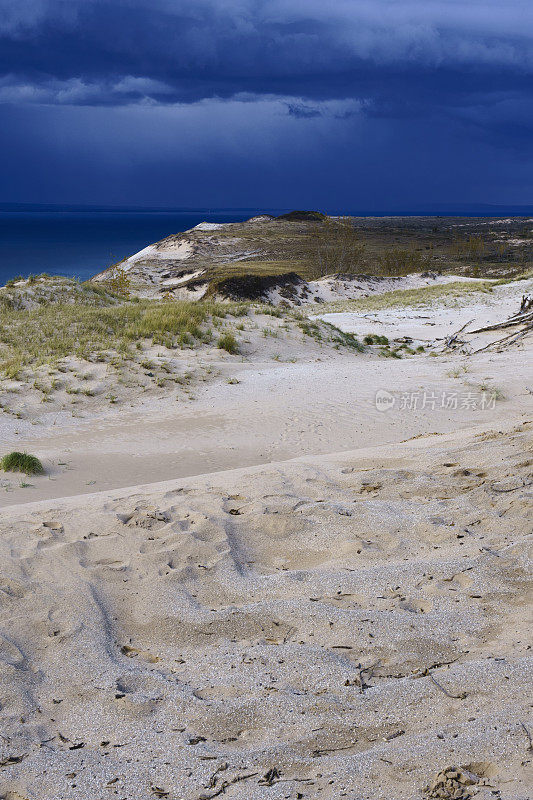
1, 451, 44, 475
379, 347, 403, 359
217, 332, 239, 354
296, 318, 364, 351
364, 334, 389, 345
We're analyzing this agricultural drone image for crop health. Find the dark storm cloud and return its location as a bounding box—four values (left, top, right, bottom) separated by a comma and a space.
0, 1, 532, 208
0, 0, 532, 112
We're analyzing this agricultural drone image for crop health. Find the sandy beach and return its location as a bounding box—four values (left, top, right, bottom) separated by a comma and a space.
0, 274, 531, 799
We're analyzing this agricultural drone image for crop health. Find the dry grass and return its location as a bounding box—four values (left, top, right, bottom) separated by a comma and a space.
0, 280, 365, 386
206, 260, 307, 287
0, 295, 248, 379
319, 280, 495, 314
217, 332, 239, 354
0, 275, 117, 311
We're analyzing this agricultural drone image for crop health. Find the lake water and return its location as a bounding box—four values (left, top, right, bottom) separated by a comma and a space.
0, 209, 277, 286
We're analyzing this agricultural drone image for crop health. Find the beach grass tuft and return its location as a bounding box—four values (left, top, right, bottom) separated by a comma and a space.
1, 451, 44, 475
217, 332, 239, 354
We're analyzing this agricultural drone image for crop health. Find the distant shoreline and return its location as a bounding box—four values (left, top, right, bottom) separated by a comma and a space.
1, 202, 533, 216
1, 209, 533, 288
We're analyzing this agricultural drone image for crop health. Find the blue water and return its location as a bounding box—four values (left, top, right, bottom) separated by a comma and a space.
0, 209, 280, 286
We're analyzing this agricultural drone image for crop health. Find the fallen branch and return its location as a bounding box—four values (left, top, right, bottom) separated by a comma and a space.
471, 324, 532, 354
467, 294, 533, 347
445, 319, 473, 349
469, 308, 533, 334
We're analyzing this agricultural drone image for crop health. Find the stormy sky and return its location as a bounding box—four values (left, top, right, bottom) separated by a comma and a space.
0, 0, 532, 210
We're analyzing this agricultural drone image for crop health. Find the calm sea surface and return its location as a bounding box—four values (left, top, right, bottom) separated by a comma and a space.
0, 209, 276, 285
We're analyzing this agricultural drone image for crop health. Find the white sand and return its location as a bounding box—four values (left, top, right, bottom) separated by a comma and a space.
0, 278, 531, 799
193, 222, 226, 231
0, 422, 531, 799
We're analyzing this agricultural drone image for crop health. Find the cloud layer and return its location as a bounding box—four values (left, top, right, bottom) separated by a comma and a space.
0, 0, 531, 206
2, 0, 533, 106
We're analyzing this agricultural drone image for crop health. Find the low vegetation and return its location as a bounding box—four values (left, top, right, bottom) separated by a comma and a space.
309, 217, 366, 278
377, 247, 431, 276
217, 332, 239, 354
1, 451, 44, 475
320, 280, 496, 314
364, 334, 389, 345
0, 275, 117, 311
0, 291, 247, 378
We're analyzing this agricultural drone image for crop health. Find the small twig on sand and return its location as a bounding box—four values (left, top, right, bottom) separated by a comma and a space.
312, 743, 356, 757
350, 660, 381, 693
205, 763, 228, 789
427, 672, 467, 700
258, 767, 281, 786
520, 722, 533, 752
198, 772, 258, 799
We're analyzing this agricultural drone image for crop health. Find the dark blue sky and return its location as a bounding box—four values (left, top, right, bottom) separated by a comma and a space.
0, 0, 532, 210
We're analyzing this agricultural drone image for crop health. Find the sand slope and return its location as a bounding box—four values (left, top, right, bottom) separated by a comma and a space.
2, 274, 532, 508
0, 421, 531, 799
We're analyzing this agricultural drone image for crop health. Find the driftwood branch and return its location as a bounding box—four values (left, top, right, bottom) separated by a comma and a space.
472, 325, 532, 354
470, 310, 533, 334
467, 294, 533, 352
444, 319, 473, 349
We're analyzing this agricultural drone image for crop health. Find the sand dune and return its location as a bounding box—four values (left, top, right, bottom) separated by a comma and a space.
0, 276, 532, 799
2, 274, 533, 507
0, 421, 531, 799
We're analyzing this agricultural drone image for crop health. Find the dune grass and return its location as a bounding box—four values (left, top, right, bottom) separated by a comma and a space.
1, 451, 44, 475
217, 332, 239, 354
0, 297, 248, 379
0, 276, 117, 311
207, 260, 306, 282
319, 280, 496, 314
